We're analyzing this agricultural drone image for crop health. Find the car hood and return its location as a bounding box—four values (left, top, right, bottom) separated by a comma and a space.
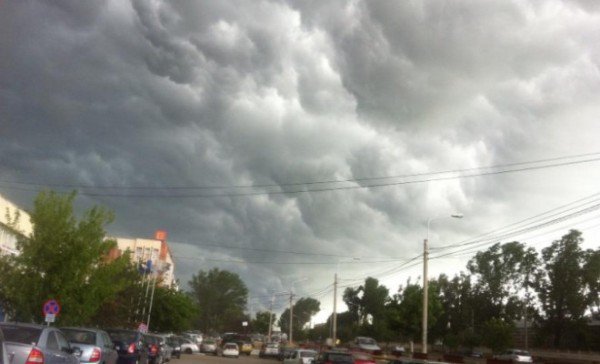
358, 344, 381, 351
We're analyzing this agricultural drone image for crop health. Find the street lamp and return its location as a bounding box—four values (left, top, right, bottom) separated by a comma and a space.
422, 213, 463, 354
333, 257, 360, 347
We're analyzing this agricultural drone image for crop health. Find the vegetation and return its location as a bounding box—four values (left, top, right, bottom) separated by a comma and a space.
189, 268, 249, 333
279, 297, 321, 341
0, 191, 196, 331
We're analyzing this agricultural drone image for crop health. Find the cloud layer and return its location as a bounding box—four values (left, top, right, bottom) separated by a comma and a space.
2, 0, 600, 320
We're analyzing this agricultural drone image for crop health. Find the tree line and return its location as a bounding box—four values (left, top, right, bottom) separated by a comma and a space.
314, 233, 599, 351
1, 191, 598, 353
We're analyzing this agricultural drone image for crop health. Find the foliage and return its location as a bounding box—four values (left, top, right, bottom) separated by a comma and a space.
279, 297, 320, 340
0, 191, 139, 325
252, 311, 276, 334
481, 318, 514, 352
188, 268, 248, 333
534, 230, 597, 348
147, 285, 198, 332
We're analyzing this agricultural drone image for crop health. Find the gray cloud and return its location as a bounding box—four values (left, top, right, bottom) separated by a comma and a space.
2, 0, 600, 319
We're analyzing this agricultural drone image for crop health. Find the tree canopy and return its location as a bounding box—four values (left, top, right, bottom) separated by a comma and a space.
189, 268, 248, 333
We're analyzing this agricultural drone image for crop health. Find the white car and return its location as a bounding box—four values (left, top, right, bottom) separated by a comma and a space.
283, 349, 317, 364
222, 343, 239, 358
493, 349, 533, 363
180, 338, 200, 354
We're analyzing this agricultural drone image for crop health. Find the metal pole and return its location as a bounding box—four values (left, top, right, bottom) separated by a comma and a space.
422, 237, 429, 354
146, 269, 158, 330
268, 295, 274, 342
289, 291, 294, 345
332, 272, 338, 346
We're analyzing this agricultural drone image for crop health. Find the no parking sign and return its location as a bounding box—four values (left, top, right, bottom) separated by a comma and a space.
43, 299, 60, 323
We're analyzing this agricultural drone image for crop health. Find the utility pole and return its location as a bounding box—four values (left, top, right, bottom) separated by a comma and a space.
146, 262, 160, 331
422, 237, 429, 354
268, 295, 275, 342
332, 271, 338, 346
289, 291, 294, 345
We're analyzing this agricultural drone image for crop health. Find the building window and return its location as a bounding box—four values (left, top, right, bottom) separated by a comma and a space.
135, 247, 143, 260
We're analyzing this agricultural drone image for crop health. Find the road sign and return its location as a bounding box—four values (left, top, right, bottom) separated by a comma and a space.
43, 299, 60, 316
137, 323, 148, 333
45, 313, 56, 323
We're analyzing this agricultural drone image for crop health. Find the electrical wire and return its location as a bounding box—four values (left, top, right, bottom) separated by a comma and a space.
2, 153, 600, 198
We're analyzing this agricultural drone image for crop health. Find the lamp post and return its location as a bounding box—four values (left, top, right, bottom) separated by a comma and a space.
422, 213, 463, 354
333, 257, 360, 347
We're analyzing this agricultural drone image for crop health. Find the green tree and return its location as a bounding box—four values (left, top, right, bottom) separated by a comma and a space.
148, 286, 198, 332
388, 279, 443, 343
279, 297, 320, 340
189, 268, 248, 333
534, 230, 591, 348
0, 191, 138, 325
252, 311, 276, 334
481, 318, 514, 352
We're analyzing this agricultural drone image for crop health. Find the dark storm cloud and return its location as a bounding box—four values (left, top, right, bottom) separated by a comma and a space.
2, 0, 600, 318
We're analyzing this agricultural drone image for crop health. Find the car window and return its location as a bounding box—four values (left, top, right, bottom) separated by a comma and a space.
103, 333, 113, 348
107, 330, 137, 343
301, 351, 316, 358
0, 326, 42, 345
62, 329, 96, 345
56, 331, 70, 351
46, 332, 59, 350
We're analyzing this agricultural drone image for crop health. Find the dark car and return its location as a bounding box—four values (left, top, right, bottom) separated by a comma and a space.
143, 334, 163, 364
313, 351, 354, 364
105, 329, 148, 364
62, 327, 118, 364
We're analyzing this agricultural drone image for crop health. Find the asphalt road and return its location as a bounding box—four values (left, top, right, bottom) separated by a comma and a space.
175, 353, 277, 364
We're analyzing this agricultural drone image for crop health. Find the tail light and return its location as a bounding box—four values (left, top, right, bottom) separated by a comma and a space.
127, 343, 136, 354
150, 345, 158, 355
89, 348, 102, 363
25, 348, 44, 364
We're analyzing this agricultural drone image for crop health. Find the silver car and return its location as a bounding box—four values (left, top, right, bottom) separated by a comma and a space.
62, 327, 118, 364
0, 322, 79, 364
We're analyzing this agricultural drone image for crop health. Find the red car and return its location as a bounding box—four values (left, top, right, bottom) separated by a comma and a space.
352, 352, 376, 364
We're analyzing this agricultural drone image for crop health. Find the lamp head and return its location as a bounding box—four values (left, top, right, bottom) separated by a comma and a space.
451, 213, 464, 219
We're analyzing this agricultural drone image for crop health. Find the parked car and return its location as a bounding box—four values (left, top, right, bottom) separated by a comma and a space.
313, 351, 354, 364
105, 329, 148, 364
143, 334, 164, 364
178, 337, 199, 354
351, 352, 376, 364
1, 326, 6, 364
259, 342, 279, 358
283, 349, 317, 364
352, 337, 382, 356
155, 335, 173, 362
0, 322, 79, 364
200, 339, 217, 355
62, 327, 118, 364
221, 343, 239, 358
278, 347, 296, 361
493, 349, 533, 363
239, 341, 253, 356
166, 337, 180, 359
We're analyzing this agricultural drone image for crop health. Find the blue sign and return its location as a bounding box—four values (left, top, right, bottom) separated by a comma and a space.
43, 299, 60, 316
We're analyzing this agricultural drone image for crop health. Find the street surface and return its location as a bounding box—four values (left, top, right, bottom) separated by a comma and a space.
176, 354, 275, 364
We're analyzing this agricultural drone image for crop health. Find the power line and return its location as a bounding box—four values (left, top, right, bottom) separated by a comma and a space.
2, 153, 600, 198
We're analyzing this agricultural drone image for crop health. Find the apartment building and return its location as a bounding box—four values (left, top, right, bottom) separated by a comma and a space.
110, 232, 178, 289
0, 193, 32, 256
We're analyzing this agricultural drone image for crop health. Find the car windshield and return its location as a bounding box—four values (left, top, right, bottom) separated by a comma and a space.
353, 353, 372, 360
514, 350, 530, 356
359, 338, 376, 345
224, 344, 236, 349
62, 329, 96, 345
106, 330, 137, 343
0, 326, 41, 345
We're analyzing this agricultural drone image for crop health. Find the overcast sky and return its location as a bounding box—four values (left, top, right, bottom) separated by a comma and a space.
2, 0, 600, 325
